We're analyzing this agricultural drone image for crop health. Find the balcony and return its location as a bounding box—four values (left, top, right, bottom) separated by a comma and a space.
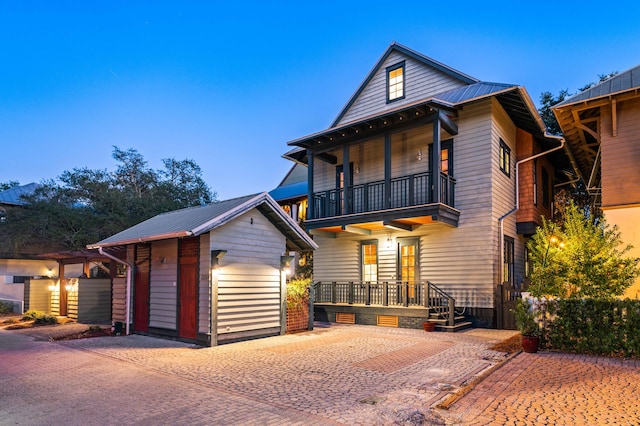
308, 171, 457, 227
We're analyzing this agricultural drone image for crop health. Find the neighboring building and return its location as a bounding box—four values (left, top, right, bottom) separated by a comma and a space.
553, 64, 640, 299
269, 163, 308, 225
88, 192, 316, 346
0, 183, 59, 309
283, 42, 575, 329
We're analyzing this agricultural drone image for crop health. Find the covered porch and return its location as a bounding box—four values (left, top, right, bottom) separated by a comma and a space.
313, 280, 470, 331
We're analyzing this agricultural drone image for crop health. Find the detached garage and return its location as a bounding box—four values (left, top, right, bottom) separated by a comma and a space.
87, 192, 316, 346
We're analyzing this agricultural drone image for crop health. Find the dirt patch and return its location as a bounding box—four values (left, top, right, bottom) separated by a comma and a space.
489, 333, 522, 353
50, 327, 112, 341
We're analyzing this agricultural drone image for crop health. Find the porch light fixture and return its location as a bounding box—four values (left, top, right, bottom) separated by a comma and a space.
48, 284, 56, 292
281, 255, 295, 276
354, 163, 360, 174
416, 149, 423, 161
385, 233, 394, 249
211, 250, 227, 278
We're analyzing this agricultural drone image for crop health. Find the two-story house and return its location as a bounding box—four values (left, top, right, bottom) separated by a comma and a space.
283, 42, 575, 329
553, 64, 640, 299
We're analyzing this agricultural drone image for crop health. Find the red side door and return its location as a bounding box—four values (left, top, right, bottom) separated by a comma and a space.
133, 245, 150, 332
178, 237, 199, 339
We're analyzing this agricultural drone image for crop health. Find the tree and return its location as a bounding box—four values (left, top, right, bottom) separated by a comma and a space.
528, 202, 639, 298
538, 72, 618, 134
0, 147, 216, 255
0, 181, 20, 191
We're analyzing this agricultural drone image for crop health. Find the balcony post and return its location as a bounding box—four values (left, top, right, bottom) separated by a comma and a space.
343, 144, 351, 215
348, 281, 354, 304
432, 116, 441, 204
365, 282, 371, 305
383, 281, 388, 306
331, 281, 337, 304
384, 133, 391, 210
307, 150, 315, 219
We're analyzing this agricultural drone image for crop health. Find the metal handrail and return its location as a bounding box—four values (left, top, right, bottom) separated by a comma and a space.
311, 171, 455, 219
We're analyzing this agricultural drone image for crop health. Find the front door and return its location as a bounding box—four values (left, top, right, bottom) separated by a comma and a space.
178, 237, 199, 339
398, 238, 419, 304
133, 245, 151, 332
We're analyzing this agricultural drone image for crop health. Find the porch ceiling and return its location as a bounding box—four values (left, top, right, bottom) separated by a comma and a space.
286, 101, 457, 153
306, 204, 459, 236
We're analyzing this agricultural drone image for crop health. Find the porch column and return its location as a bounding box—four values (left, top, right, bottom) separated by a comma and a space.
59, 262, 67, 316
307, 150, 315, 220
384, 133, 391, 209
343, 144, 350, 214
432, 115, 441, 203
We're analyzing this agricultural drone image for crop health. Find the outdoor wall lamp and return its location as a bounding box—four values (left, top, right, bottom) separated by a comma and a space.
281, 255, 295, 276
48, 284, 56, 292
416, 149, 423, 161
211, 250, 227, 277
354, 163, 360, 174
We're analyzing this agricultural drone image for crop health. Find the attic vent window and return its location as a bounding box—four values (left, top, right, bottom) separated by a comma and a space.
387, 62, 405, 103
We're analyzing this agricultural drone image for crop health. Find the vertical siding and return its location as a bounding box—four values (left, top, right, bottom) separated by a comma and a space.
198, 232, 211, 335
601, 97, 640, 207
214, 209, 285, 335
337, 51, 467, 126
149, 239, 178, 330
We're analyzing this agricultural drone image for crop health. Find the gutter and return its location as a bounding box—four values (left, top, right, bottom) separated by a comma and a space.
98, 247, 133, 336
498, 133, 565, 285
87, 231, 192, 249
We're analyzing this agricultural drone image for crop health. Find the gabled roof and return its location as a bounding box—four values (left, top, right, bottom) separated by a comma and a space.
331, 42, 479, 127
285, 83, 548, 153
556, 64, 640, 107
0, 182, 39, 206
87, 193, 317, 251
269, 181, 307, 202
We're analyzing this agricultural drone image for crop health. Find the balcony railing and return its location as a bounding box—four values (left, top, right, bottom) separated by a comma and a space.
313, 280, 456, 326
311, 172, 455, 219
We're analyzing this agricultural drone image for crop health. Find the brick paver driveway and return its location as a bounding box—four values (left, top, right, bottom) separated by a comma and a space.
439, 351, 640, 425
3, 322, 638, 425
1, 323, 513, 425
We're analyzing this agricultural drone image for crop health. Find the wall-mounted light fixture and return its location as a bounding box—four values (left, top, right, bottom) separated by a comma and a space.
281, 255, 295, 276
385, 233, 394, 249
354, 163, 360, 174
211, 250, 227, 278
416, 149, 423, 161
48, 284, 57, 292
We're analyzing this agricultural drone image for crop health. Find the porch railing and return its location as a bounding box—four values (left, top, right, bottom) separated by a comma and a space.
311, 172, 455, 219
313, 280, 455, 326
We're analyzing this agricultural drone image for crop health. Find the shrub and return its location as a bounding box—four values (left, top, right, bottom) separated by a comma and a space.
22, 310, 42, 320
33, 314, 58, 325
549, 298, 640, 357
0, 300, 13, 315
287, 278, 311, 310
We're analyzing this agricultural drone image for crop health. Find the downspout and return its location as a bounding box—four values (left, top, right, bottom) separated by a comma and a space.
98, 247, 132, 336
498, 133, 565, 285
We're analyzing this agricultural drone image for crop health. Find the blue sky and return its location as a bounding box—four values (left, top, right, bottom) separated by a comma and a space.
2, 1, 639, 199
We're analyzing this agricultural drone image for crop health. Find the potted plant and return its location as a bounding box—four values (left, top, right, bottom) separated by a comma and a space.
514, 298, 540, 353
422, 321, 436, 332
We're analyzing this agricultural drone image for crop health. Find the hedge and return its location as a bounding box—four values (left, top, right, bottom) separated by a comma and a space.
549, 299, 640, 358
